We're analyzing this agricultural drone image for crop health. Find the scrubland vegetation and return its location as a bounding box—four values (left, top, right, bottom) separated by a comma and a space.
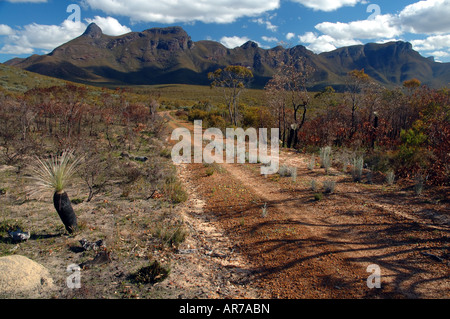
0, 79, 190, 298
175, 65, 449, 190
0, 60, 448, 299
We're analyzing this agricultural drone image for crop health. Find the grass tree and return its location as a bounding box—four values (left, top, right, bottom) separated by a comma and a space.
28, 150, 83, 234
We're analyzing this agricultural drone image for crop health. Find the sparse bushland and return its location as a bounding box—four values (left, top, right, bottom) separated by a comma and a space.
174, 67, 448, 190
292, 73, 448, 188
1, 66, 447, 299
0, 84, 183, 206
0, 82, 191, 298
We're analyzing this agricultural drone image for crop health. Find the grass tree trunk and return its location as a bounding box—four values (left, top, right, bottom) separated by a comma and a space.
53, 191, 78, 234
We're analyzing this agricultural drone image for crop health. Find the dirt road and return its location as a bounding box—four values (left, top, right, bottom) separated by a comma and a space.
163, 112, 449, 299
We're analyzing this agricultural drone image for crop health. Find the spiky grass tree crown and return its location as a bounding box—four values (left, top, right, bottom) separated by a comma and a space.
28, 150, 83, 194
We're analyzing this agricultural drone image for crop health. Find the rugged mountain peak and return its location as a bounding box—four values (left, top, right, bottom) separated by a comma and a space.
142, 26, 188, 36
241, 41, 259, 49
5, 27, 449, 89
140, 26, 193, 50
83, 23, 103, 39
393, 41, 413, 51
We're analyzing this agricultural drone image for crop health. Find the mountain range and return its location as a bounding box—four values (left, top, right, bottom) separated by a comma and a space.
4, 23, 450, 90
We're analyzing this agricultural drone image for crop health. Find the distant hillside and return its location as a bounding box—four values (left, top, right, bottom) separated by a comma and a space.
0, 63, 68, 93
5, 23, 450, 90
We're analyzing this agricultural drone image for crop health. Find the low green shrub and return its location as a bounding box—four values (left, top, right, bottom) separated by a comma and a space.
164, 178, 188, 204
279, 165, 297, 178
323, 181, 336, 194
153, 221, 188, 248
0, 219, 24, 235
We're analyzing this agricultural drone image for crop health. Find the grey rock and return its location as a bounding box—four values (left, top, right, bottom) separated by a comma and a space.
8, 229, 31, 242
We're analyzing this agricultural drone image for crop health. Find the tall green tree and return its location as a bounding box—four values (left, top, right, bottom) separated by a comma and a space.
209, 65, 254, 126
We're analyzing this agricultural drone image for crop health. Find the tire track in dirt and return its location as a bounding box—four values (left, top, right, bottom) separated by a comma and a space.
162, 112, 261, 299
221, 162, 378, 298
162, 111, 449, 299
159, 162, 261, 299
221, 161, 448, 299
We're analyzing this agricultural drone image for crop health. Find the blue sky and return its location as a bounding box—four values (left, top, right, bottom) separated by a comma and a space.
1, 0, 450, 63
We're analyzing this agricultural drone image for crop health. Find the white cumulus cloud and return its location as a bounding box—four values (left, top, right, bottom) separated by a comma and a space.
315, 14, 402, 41
299, 32, 362, 53
286, 32, 296, 40
252, 17, 278, 32
430, 50, 450, 57
0, 17, 130, 55
0, 44, 34, 55
0, 24, 14, 36
220, 36, 259, 48
262, 36, 278, 43
290, 0, 362, 12
399, 0, 450, 34
82, 0, 280, 24
85, 16, 132, 36
298, 14, 401, 53
410, 34, 450, 51
297, 0, 450, 59
0, 20, 86, 55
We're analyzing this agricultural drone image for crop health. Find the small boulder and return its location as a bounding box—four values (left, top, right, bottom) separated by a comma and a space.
0, 255, 53, 296
79, 238, 106, 251
8, 228, 31, 243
